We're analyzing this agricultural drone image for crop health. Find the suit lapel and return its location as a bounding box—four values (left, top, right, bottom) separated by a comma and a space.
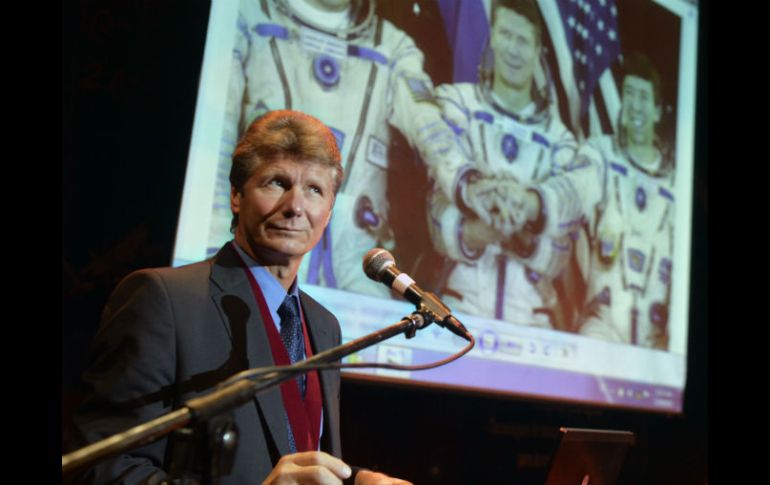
299, 292, 340, 453
300, 292, 332, 355
209, 243, 292, 456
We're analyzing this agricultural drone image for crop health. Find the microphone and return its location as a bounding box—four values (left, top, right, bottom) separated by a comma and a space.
363, 248, 471, 340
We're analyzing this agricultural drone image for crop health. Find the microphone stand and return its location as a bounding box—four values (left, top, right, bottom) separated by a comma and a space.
62, 311, 434, 482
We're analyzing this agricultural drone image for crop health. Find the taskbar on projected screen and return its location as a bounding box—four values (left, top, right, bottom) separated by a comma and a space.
302, 284, 686, 414
341, 346, 684, 413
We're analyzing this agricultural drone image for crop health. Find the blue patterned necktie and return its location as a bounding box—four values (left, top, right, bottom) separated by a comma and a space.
278, 294, 306, 453
278, 295, 305, 396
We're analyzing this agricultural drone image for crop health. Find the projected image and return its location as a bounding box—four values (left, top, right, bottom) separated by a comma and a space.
175, 0, 698, 413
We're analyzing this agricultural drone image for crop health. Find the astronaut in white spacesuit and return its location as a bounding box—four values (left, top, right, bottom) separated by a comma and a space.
207, 0, 471, 297
577, 52, 675, 349
427, 0, 589, 328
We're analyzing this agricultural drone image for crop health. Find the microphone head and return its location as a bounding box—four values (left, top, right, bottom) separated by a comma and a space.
363, 248, 395, 281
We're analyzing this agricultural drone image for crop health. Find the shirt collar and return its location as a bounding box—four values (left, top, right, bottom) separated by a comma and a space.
232, 241, 301, 324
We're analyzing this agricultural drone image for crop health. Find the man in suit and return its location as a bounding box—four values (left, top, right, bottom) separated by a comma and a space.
68, 110, 410, 484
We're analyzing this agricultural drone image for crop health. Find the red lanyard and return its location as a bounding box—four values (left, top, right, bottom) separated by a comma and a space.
239, 264, 323, 452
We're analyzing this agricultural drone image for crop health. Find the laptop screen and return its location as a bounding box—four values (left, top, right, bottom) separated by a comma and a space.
544, 428, 635, 485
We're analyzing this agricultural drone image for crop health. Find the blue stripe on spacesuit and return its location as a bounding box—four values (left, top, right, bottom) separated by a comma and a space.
254, 23, 289, 40
558, 217, 585, 229
437, 97, 471, 124
307, 226, 338, 288
610, 162, 628, 175
473, 111, 494, 124
441, 115, 465, 136
473, 110, 551, 148
551, 238, 571, 252
251, 24, 388, 74
658, 187, 674, 202
321, 228, 337, 287
237, 14, 253, 44
307, 241, 322, 285
348, 45, 387, 65
532, 133, 550, 148
525, 268, 542, 284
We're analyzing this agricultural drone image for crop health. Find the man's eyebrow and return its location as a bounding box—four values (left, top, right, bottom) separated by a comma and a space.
260, 165, 289, 175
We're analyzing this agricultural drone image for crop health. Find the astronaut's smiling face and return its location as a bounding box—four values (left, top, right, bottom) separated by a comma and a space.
491, 6, 540, 93
621, 75, 661, 147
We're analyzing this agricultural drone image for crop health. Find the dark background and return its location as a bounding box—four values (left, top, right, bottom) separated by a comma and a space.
62, 1, 707, 483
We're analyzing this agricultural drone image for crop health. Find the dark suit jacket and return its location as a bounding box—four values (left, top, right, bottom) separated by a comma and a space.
69, 242, 343, 484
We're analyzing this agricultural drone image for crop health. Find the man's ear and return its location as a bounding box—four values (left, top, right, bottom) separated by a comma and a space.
231, 186, 241, 215
654, 103, 662, 124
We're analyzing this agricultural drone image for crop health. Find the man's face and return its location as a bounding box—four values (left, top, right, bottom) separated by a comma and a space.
231, 157, 336, 264
491, 6, 540, 92
621, 75, 661, 146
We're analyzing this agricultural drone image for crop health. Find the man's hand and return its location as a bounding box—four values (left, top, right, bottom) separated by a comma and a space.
355, 469, 413, 485
261, 451, 352, 485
